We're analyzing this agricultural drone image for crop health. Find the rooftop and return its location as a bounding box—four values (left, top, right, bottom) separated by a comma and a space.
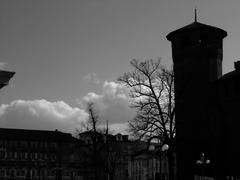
0, 128, 78, 142
166, 21, 227, 41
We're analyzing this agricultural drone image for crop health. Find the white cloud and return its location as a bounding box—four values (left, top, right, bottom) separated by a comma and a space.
0, 99, 88, 133
0, 81, 135, 135
80, 81, 136, 133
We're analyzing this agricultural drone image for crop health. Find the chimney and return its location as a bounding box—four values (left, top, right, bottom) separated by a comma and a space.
234, 61, 240, 71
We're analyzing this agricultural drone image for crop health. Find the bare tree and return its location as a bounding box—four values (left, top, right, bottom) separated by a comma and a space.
79, 102, 122, 180
86, 102, 99, 132
118, 58, 175, 180
79, 102, 105, 180
104, 142, 123, 180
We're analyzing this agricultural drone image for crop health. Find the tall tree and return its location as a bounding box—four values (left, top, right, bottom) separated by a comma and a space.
78, 102, 107, 180
79, 102, 122, 180
118, 58, 175, 180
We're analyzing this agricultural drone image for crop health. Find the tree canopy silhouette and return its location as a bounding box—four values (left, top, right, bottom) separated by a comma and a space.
118, 58, 175, 180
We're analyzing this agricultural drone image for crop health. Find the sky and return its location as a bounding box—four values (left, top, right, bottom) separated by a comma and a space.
0, 0, 240, 134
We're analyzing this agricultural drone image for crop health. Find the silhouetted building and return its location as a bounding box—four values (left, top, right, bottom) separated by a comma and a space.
131, 146, 168, 180
0, 128, 80, 180
78, 131, 131, 180
167, 16, 240, 180
0, 127, 169, 180
0, 70, 15, 89
78, 131, 168, 180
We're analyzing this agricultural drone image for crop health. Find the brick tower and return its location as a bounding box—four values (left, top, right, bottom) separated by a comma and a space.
166, 17, 227, 180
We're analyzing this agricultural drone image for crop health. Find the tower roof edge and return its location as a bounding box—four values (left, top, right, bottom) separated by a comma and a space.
166, 21, 227, 41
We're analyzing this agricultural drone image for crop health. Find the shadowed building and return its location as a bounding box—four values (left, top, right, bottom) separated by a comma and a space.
0, 128, 81, 180
166, 16, 240, 180
0, 70, 15, 89
79, 131, 169, 180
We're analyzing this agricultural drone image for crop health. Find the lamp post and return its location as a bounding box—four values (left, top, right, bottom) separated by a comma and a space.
149, 144, 169, 180
160, 144, 169, 180
196, 152, 210, 177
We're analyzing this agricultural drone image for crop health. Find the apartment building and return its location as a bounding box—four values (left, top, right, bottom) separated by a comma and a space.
0, 128, 81, 180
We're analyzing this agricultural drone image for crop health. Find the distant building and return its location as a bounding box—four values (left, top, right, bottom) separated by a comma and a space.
0, 127, 169, 180
0, 128, 81, 180
78, 131, 131, 180
167, 15, 240, 180
79, 131, 168, 180
131, 148, 168, 180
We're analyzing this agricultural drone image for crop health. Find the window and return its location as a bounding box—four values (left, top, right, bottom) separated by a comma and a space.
14, 152, 17, 159
32, 169, 37, 177
20, 169, 25, 176
182, 36, 190, 47
16, 169, 21, 176
10, 169, 15, 177
198, 34, 208, 46
20, 141, 26, 148
6, 169, 10, 176
8, 152, 12, 159
0, 169, 5, 177
0, 151, 5, 159
24, 152, 28, 159
34, 153, 38, 159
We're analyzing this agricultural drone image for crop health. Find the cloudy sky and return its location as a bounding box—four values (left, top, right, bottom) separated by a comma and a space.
0, 0, 239, 134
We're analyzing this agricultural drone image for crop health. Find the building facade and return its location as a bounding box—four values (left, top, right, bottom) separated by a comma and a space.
78, 132, 168, 180
131, 150, 168, 180
0, 128, 169, 180
0, 128, 81, 180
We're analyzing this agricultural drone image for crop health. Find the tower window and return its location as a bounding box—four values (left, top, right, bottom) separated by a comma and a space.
182, 36, 190, 47
198, 34, 208, 46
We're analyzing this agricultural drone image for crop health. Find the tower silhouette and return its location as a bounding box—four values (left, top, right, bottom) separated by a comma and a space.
167, 20, 227, 180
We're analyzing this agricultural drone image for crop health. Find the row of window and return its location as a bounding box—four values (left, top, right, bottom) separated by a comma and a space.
0, 168, 75, 177
0, 151, 57, 160
180, 34, 208, 48
0, 140, 57, 149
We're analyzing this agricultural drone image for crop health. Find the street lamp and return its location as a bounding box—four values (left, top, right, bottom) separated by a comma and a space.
149, 144, 169, 180
196, 152, 210, 177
